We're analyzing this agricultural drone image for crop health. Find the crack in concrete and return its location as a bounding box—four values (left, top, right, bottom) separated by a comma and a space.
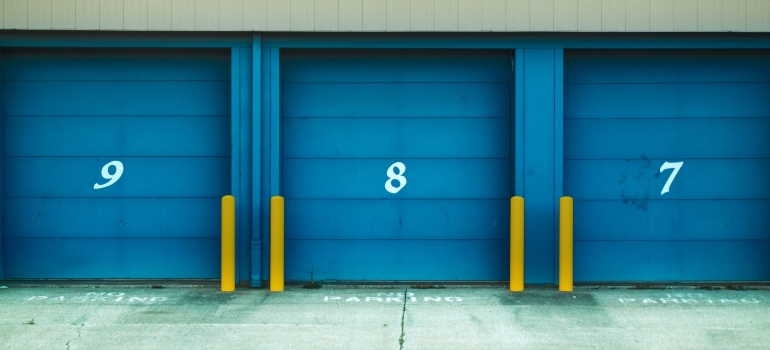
399, 288, 408, 350
65, 323, 84, 350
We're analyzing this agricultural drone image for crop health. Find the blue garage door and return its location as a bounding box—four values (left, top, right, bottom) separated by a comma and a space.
565, 50, 770, 282
2, 49, 230, 278
282, 50, 512, 281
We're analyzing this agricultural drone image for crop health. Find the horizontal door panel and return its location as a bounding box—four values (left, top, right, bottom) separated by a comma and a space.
5, 157, 229, 198
284, 117, 509, 159
4, 238, 219, 279
282, 49, 510, 83
574, 199, 770, 241
565, 159, 770, 200
565, 83, 770, 119
285, 199, 509, 240
5, 198, 220, 238
5, 81, 229, 116
574, 241, 770, 282
283, 83, 510, 118
285, 239, 508, 281
565, 118, 770, 160
283, 159, 510, 199
565, 50, 770, 84
3, 48, 229, 81
5, 116, 228, 157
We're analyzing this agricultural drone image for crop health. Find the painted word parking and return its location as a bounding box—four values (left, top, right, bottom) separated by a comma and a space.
324, 292, 462, 303
25, 292, 168, 303
618, 293, 760, 305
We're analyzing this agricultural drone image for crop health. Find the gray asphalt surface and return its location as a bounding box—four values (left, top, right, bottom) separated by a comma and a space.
1, 283, 768, 349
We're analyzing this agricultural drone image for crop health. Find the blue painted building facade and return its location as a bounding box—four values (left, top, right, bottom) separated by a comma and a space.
0, 31, 769, 285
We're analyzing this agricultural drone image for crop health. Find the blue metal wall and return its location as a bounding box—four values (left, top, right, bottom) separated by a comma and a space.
2, 48, 231, 278
565, 50, 770, 282
0, 33, 768, 283
280, 50, 513, 281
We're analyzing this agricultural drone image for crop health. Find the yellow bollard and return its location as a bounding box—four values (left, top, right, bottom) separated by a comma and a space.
559, 196, 573, 292
221, 195, 235, 292
270, 196, 285, 292
510, 196, 524, 292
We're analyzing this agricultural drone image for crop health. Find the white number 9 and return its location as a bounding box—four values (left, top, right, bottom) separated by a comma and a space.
94, 160, 124, 190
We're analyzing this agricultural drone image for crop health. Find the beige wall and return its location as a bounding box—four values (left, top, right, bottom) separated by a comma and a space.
1, 0, 769, 32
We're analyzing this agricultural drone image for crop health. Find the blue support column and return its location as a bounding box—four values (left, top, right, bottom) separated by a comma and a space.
237, 45, 253, 284
553, 49, 564, 208
553, 50, 564, 284
230, 47, 242, 283
251, 34, 263, 287
267, 49, 282, 282
260, 48, 280, 282
231, 46, 256, 285
515, 49, 564, 284
269, 49, 281, 197
514, 51, 524, 196
228, 44, 255, 285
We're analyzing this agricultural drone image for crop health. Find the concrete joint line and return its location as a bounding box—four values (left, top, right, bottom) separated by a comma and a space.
66, 323, 84, 350
399, 288, 408, 350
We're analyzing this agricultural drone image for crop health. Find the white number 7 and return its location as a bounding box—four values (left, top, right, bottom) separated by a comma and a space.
659, 161, 683, 195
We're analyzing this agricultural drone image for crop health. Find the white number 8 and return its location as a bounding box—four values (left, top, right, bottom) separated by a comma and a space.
94, 160, 124, 190
385, 162, 407, 194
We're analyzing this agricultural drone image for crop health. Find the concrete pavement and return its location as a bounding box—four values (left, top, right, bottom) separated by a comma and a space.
1, 283, 769, 349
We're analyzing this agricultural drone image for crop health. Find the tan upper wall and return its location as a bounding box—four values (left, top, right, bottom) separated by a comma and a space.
1, 0, 769, 32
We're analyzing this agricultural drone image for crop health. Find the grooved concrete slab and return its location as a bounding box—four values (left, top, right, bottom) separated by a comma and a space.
0, 284, 768, 349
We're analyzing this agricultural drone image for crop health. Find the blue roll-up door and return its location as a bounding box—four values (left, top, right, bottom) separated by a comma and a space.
565, 50, 770, 282
2, 49, 230, 278
282, 50, 512, 281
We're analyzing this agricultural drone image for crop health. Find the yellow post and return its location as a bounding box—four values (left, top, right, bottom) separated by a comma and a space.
221, 195, 235, 292
510, 196, 524, 292
559, 196, 574, 292
270, 196, 285, 292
